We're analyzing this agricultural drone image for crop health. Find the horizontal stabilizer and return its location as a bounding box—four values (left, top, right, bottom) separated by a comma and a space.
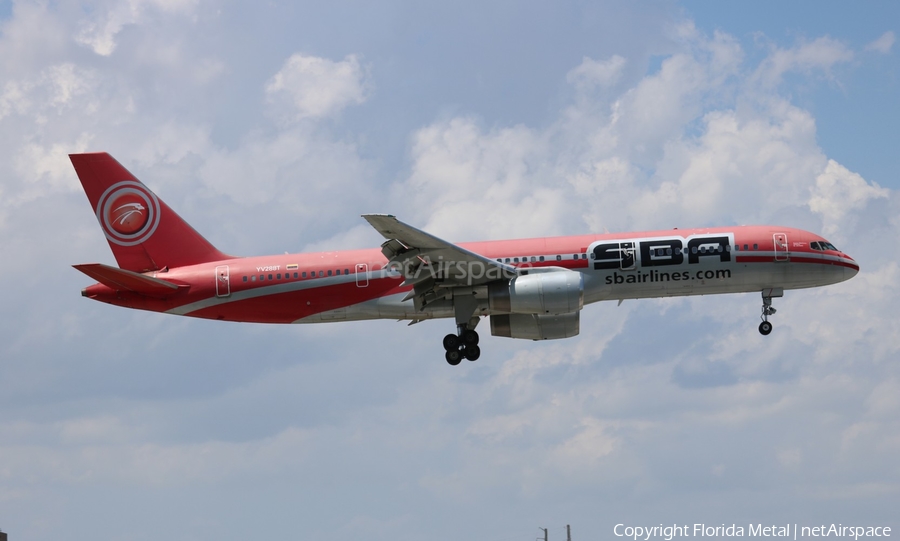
73, 263, 186, 298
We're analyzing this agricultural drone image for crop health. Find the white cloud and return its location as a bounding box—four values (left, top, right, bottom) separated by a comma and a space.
0, 78, 29, 120
197, 126, 373, 226
75, 0, 199, 56
0, 3, 70, 76
808, 159, 889, 236
0, 422, 314, 487
265, 53, 370, 123
551, 417, 620, 470
399, 116, 564, 240
44, 63, 93, 108
614, 52, 712, 159
754, 36, 854, 87
865, 31, 895, 54
12, 133, 94, 204
397, 31, 875, 239
641, 103, 826, 228
0, 63, 96, 122
566, 55, 626, 93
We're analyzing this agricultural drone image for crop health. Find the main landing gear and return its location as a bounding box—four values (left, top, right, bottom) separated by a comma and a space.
443, 323, 481, 365
758, 288, 783, 336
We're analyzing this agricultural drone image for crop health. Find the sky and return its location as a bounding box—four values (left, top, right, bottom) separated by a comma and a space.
0, 1, 898, 540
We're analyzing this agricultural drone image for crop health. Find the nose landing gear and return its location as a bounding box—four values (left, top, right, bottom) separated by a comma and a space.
443, 323, 481, 365
758, 288, 783, 336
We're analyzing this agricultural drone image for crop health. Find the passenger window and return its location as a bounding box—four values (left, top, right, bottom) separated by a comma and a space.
327, 270, 333, 276
743, 244, 749, 250
581, 254, 586, 260
556, 255, 562, 261
691, 247, 697, 254
319, 271, 324, 277
250, 275, 256, 282
242, 276, 248, 282
505, 258, 510, 263
573, 254, 578, 260
260, 274, 265, 281
294, 272, 298, 278
753, 244, 758, 250
268, 274, 273, 280
277, 273, 281, 279
539, 256, 545, 262
345, 269, 349, 275
514, 258, 519, 263
302, 271, 307, 278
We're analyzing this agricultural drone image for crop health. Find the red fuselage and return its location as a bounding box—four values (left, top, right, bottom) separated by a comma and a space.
70, 153, 857, 359
82, 225, 857, 324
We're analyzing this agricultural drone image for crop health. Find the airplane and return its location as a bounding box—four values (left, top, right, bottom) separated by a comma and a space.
71, 152, 859, 365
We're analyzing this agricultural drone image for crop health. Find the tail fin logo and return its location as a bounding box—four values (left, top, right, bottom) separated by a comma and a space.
96, 181, 161, 246
110, 197, 146, 234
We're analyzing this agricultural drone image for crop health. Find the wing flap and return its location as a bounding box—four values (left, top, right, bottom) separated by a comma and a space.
362, 214, 516, 286
73, 263, 186, 298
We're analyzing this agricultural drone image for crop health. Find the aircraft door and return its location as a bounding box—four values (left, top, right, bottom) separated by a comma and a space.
215, 265, 231, 297
356, 263, 369, 287
773, 233, 788, 261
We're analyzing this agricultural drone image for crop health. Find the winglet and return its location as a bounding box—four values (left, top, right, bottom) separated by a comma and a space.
73, 263, 187, 298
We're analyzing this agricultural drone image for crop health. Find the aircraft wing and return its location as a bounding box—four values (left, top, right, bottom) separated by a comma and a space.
362, 214, 516, 298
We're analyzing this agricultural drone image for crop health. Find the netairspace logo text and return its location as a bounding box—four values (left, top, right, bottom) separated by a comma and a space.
614, 524, 891, 541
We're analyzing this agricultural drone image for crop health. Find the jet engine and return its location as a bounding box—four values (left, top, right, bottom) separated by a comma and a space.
488, 270, 584, 315
490, 312, 580, 340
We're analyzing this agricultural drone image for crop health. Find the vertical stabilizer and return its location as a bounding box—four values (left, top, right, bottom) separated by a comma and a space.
71, 152, 232, 272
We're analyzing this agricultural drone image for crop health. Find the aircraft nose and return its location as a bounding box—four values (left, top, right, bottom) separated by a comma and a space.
843, 254, 859, 280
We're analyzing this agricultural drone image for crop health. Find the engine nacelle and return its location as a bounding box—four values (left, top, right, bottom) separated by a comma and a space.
488, 270, 584, 315
490, 312, 580, 340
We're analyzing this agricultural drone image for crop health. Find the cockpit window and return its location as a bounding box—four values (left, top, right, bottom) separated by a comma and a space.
811, 241, 839, 251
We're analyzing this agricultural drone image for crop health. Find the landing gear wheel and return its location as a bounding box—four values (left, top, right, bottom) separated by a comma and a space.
462, 329, 479, 345
442, 334, 460, 351
445, 349, 462, 365
758, 289, 781, 337
444, 323, 482, 365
